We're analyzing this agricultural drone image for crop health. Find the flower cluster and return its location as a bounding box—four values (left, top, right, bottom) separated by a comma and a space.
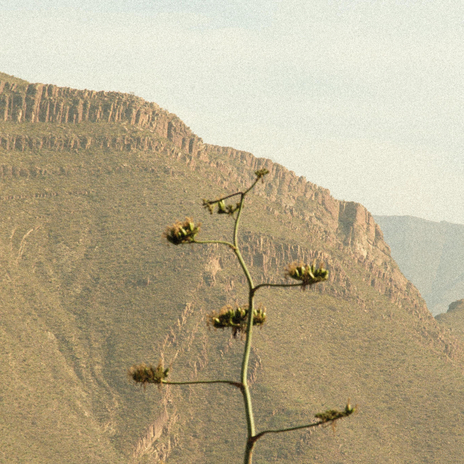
255, 168, 269, 179
164, 218, 200, 245
286, 261, 329, 288
315, 401, 356, 423
207, 305, 266, 338
129, 362, 169, 386
203, 199, 240, 215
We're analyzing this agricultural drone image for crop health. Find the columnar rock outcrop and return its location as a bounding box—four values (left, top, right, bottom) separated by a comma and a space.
0, 79, 202, 156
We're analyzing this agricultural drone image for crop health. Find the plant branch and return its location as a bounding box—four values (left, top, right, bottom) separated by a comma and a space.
192, 239, 236, 249
252, 282, 304, 295
251, 420, 325, 443
162, 379, 242, 388
243, 176, 262, 196
205, 174, 262, 207
251, 403, 356, 444
204, 191, 242, 204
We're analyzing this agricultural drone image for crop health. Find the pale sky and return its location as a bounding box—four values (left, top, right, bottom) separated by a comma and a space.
1, 0, 463, 224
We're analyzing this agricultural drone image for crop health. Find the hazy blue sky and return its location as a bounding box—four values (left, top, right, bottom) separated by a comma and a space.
1, 0, 463, 224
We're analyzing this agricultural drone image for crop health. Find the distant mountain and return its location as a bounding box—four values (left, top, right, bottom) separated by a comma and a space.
436, 299, 464, 342
2, 72, 464, 463
374, 215, 464, 315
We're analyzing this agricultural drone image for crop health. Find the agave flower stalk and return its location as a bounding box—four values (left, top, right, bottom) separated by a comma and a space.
130, 169, 353, 464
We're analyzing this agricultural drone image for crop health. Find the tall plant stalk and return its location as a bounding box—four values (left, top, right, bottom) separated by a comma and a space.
129, 169, 355, 463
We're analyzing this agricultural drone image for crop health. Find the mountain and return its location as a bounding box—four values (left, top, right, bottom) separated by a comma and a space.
374, 215, 464, 315
2, 72, 464, 463
436, 299, 464, 343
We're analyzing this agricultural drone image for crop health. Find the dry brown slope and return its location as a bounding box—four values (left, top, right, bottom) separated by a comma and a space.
1, 73, 464, 463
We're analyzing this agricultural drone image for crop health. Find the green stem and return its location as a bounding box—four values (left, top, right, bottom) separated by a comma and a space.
162, 379, 242, 388
233, 194, 256, 441
203, 175, 260, 209
252, 420, 325, 442
206, 191, 242, 204
230, 190, 263, 464
192, 239, 235, 248
197, 175, 265, 463
243, 176, 261, 196
252, 282, 303, 294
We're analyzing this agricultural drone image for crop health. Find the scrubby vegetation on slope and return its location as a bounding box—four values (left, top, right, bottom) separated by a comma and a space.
1, 73, 464, 463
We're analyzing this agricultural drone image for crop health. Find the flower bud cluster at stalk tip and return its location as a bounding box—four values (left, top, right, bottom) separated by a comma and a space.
255, 168, 269, 180
286, 261, 329, 289
129, 362, 169, 386
207, 305, 266, 338
315, 400, 356, 422
164, 218, 200, 245
202, 199, 240, 215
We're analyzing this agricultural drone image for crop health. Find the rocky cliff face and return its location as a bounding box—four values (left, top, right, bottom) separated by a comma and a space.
0, 73, 427, 318
197, 147, 426, 316
0, 78, 203, 155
